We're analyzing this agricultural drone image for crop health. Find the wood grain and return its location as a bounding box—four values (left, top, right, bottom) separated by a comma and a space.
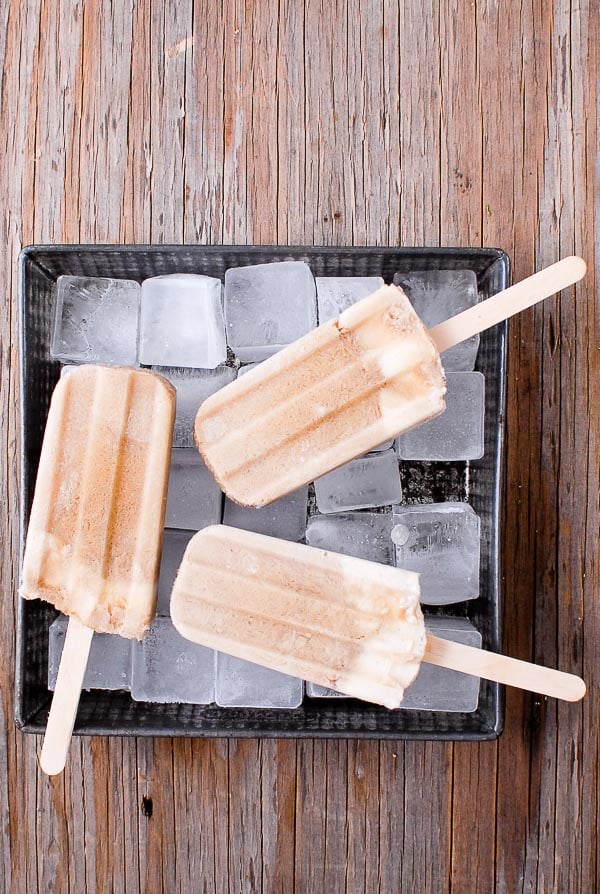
1, 1, 598, 891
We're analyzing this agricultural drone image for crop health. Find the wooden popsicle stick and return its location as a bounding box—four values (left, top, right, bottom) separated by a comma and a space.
428, 256, 587, 353
39, 616, 94, 776
424, 634, 586, 702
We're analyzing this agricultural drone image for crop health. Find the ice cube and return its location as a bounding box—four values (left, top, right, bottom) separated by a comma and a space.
391, 502, 480, 604
237, 362, 260, 377
393, 268, 480, 370
305, 511, 394, 564
305, 682, 342, 698
399, 616, 482, 711
140, 274, 227, 368
165, 448, 223, 530
48, 615, 132, 691
156, 528, 195, 615
396, 371, 485, 461
224, 261, 317, 361
223, 486, 307, 541
369, 439, 394, 453
215, 653, 303, 708
131, 618, 215, 704
314, 450, 401, 513
305, 616, 482, 711
154, 366, 236, 447
51, 275, 140, 365
316, 276, 384, 322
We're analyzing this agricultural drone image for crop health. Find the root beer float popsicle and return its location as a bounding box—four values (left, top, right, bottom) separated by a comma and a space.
195, 258, 586, 507
171, 526, 586, 707
20, 365, 175, 773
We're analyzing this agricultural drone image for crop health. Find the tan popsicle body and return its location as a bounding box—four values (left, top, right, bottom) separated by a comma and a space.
171, 524, 427, 709
20, 365, 175, 639
195, 285, 446, 507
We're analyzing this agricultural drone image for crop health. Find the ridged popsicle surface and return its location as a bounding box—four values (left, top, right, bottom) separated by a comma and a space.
20, 365, 175, 638
171, 525, 426, 709
195, 285, 446, 507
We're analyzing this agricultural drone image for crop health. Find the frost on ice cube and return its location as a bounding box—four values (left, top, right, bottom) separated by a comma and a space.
396, 371, 485, 461
391, 501, 480, 604
156, 528, 195, 615
165, 448, 223, 531
305, 511, 394, 565
224, 261, 316, 361
48, 615, 132, 691
140, 274, 227, 368
314, 450, 401, 513
305, 682, 346, 698
216, 653, 303, 708
315, 276, 384, 323
154, 366, 236, 447
131, 618, 215, 704
393, 268, 479, 371
306, 616, 482, 711
223, 486, 308, 542
51, 275, 140, 365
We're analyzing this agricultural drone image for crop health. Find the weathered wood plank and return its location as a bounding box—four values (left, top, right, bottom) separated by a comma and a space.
0, 1, 598, 891
170, 738, 230, 894
227, 739, 263, 893
294, 740, 328, 891
276, 0, 307, 245
182, 0, 225, 244
136, 738, 178, 893
260, 741, 297, 894
1, 2, 46, 893
401, 743, 453, 892
398, 0, 442, 245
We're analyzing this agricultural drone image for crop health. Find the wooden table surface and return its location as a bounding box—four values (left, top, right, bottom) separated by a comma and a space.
1, 2, 598, 891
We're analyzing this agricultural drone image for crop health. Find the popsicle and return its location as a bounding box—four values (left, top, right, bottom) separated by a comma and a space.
20, 365, 175, 773
195, 257, 586, 506
170, 526, 586, 708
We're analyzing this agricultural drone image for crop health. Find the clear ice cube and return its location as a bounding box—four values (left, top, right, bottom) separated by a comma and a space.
237, 362, 260, 377
51, 275, 140, 365
369, 439, 394, 453
215, 653, 303, 708
399, 616, 482, 711
316, 276, 384, 322
224, 261, 317, 361
48, 615, 132, 691
223, 486, 307, 542
391, 501, 480, 604
165, 448, 223, 531
156, 528, 195, 615
131, 618, 215, 704
140, 274, 227, 368
154, 366, 236, 447
395, 371, 485, 461
305, 615, 482, 711
305, 511, 394, 564
314, 450, 401, 513
393, 268, 480, 371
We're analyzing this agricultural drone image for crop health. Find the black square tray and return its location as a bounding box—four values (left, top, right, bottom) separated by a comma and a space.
17, 245, 508, 740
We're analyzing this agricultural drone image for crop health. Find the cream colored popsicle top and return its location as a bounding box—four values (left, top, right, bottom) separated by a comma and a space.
195, 285, 446, 507
20, 365, 175, 639
171, 525, 427, 709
